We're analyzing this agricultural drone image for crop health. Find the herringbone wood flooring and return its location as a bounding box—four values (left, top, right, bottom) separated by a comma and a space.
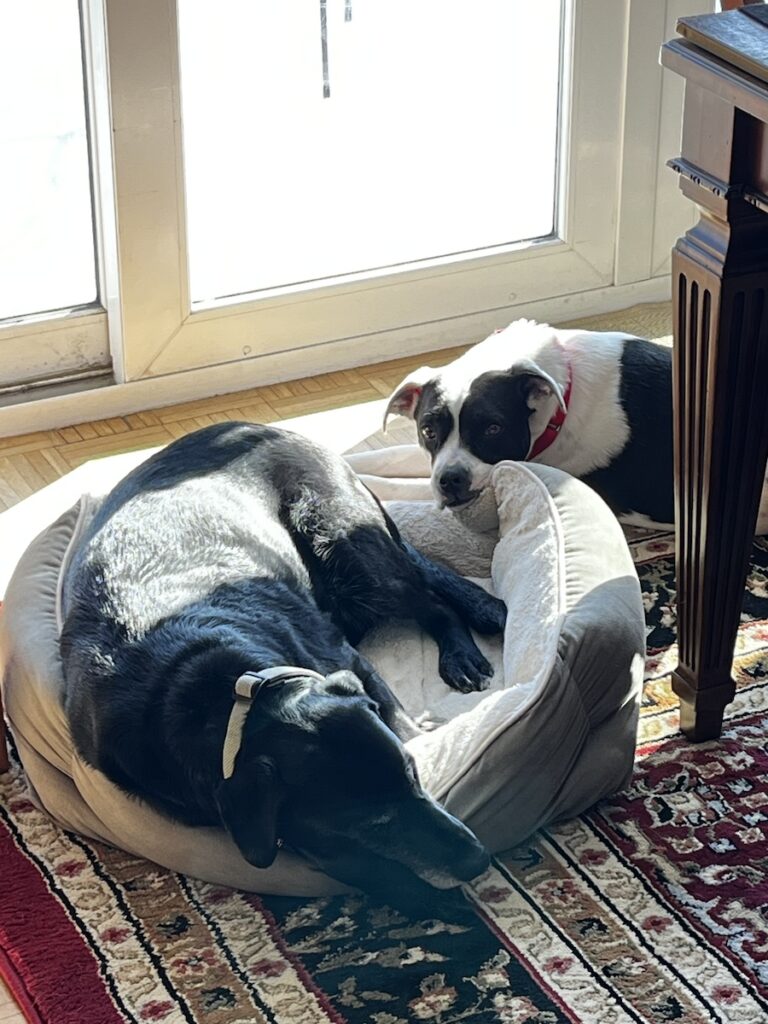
0, 357, 436, 513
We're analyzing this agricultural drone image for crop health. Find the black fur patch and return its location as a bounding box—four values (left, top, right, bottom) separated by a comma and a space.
415, 381, 453, 457
582, 338, 674, 523
459, 372, 533, 463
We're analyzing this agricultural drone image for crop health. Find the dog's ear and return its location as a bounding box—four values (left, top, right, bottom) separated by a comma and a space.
383, 367, 435, 430
216, 755, 285, 868
509, 360, 566, 414
320, 670, 366, 698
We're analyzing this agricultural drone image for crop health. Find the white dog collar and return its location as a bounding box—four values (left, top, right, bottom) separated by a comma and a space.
222, 666, 325, 779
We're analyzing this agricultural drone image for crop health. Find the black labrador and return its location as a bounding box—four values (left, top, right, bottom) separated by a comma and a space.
60, 422, 506, 911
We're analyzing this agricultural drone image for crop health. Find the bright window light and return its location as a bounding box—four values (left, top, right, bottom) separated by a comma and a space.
0, 0, 97, 321
179, 0, 562, 304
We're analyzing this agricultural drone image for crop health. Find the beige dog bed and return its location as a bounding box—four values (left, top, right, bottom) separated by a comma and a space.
0, 445, 644, 896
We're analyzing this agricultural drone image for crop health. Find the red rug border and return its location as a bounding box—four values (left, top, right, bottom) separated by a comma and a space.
0, 942, 42, 1024
0, 814, 125, 1024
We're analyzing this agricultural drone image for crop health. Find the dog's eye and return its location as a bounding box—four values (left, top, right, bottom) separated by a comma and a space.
484, 423, 502, 437
421, 425, 436, 442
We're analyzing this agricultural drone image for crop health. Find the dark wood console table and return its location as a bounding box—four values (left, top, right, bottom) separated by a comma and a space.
661, 7, 768, 741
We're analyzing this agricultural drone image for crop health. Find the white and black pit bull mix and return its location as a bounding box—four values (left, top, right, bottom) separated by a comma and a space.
384, 319, 768, 533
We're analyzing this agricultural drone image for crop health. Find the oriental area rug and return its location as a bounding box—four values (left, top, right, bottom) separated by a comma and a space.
2, 530, 768, 1023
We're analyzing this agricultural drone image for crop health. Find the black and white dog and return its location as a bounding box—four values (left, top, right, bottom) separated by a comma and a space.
385, 319, 768, 532
61, 423, 504, 911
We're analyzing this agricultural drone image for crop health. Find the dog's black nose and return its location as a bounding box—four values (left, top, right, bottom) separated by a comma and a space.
439, 466, 471, 502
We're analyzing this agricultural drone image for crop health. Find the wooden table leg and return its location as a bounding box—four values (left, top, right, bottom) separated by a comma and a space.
672, 202, 768, 741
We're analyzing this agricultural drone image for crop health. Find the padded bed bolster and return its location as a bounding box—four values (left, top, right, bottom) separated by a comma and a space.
401, 464, 644, 850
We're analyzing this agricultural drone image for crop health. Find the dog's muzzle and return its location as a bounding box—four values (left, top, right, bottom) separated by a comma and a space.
438, 465, 474, 507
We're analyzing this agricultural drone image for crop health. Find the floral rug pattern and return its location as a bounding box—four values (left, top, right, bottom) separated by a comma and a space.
2, 528, 768, 1023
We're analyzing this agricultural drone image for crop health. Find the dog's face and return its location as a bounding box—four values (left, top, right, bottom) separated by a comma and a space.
216, 672, 489, 910
385, 358, 565, 509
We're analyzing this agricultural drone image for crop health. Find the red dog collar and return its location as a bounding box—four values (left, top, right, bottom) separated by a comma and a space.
527, 364, 572, 461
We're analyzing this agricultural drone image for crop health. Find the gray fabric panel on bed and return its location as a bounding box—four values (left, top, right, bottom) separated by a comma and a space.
439, 465, 643, 850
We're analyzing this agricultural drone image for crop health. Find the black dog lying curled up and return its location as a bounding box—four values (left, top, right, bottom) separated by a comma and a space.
60, 422, 506, 911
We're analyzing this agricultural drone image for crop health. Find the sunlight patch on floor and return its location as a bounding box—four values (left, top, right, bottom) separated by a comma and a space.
277, 397, 387, 452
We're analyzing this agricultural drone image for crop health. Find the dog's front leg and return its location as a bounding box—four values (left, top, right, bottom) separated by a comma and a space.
417, 597, 496, 693
401, 540, 506, 636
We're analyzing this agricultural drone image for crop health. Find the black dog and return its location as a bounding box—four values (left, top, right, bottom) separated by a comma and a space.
61, 423, 505, 910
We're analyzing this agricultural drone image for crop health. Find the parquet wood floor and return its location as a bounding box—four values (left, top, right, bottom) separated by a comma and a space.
0, 355, 437, 513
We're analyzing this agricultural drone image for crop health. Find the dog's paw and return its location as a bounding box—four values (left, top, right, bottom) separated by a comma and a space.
439, 647, 494, 693
466, 592, 507, 636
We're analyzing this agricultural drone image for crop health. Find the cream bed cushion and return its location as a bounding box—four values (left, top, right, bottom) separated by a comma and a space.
0, 445, 644, 895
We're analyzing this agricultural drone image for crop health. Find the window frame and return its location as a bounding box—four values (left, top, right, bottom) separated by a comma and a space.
107, 0, 631, 382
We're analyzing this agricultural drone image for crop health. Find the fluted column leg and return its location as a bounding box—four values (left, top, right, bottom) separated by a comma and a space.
672, 222, 768, 740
